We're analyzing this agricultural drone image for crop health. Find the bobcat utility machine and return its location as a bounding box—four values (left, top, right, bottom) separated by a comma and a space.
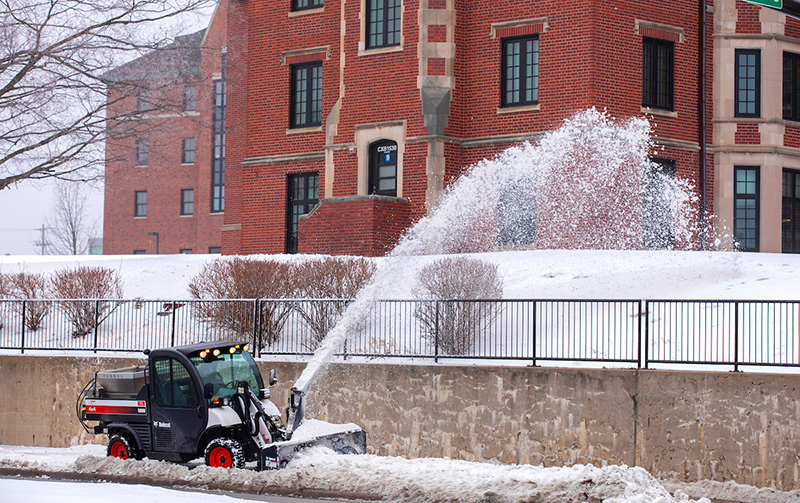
77, 340, 366, 469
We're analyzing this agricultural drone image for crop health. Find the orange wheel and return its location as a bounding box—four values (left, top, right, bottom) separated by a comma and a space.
204, 438, 244, 469
208, 446, 232, 468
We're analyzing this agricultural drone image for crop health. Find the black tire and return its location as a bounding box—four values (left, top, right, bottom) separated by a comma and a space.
107, 434, 141, 460
204, 437, 245, 469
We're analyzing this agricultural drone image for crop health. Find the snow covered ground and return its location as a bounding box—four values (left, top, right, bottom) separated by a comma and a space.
2, 443, 800, 503
1, 249, 798, 301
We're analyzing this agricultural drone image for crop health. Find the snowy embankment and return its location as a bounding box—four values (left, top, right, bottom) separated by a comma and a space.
0, 444, 709, 503
3, 443, 800, 503
1, 249, 799, 301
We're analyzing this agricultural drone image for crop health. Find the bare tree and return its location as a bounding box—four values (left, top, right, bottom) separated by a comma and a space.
44, 181, 98, 255
0, 0, 213, 192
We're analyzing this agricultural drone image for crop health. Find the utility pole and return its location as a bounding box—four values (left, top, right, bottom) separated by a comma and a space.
33, 224, 48, 255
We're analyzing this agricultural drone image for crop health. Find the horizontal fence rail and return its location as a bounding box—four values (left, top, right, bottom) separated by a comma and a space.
0, 298, 799, 370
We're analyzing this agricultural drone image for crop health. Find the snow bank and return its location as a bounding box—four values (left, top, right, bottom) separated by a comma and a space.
66, 448, 708, 503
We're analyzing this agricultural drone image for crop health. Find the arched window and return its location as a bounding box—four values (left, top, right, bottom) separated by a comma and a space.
369, 140, 397, 196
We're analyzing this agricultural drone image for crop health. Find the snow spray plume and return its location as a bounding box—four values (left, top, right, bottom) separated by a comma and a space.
290, 108, 701, 410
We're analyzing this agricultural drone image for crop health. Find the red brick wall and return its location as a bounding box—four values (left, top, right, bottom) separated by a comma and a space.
735, 123, 761, 145
298, 197, 411, 256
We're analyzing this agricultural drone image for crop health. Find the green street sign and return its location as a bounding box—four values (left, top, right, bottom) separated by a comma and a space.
746, 0, 782, 7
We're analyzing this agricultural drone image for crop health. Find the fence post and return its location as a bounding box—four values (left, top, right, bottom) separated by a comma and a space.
253, 300, 260, 358
20, 300, 26, 354
93, 300, 100, 353
734, 301, 739, 372
532, 300, 537, 367
171, 302, 178, 348
434, 300, 440, 363
637, 300, 642, 369
643, 300, 649, 370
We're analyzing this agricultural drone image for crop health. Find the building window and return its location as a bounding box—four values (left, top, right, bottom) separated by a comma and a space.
286, 172, 319, 254
208, 246, 222, 254
179, 248, 193, 254
501, 35, 539, 108
735, 49, 760, 118
293, 0, 322, 10
137, 88, 149, 112
366, 0, 401, 50
182, 137, 195, 164
784, 169, 800, 253
642, 37, 674, 111
291, 62, 322, 128
181, 189, 194, 216
135, 191, 147, 218
783, 52, 800, 121
136, 139, 148, 166
133, 249, 146, 255
734, 166, 760, 252
643, 158, 676, 249
184, 85, 196, 112
369, 140, 398, 196
211, 75, 226, 213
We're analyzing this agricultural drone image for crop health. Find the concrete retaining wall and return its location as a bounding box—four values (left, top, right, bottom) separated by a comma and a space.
2, 354, 799, 490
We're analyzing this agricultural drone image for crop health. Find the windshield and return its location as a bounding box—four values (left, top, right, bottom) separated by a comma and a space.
190, 350, 264, 400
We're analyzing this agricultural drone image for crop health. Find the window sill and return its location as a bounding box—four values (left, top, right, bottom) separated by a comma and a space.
497, 103, 540, 115
641, 106, 678, 118
358, 45, 403, 57
134, 216, 146, 219
181, 163, 195, 166
288, 7, 323, 17
180, 214, 193, 218
135, 164, 148, 168
286, 125, 323, 134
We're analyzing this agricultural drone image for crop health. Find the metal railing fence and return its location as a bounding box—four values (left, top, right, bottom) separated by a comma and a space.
1, 298, 798, 370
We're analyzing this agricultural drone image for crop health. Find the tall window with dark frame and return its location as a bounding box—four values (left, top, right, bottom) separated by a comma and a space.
286, 172, 319, 254
642, 37, 674, 111
182, 137, 195, 164
734, 166, 760, 252
290, 62, 322, 128
369, 140, 398, 196
643, 158, 676, 249
783, 169, 800, 253
134, 191, 147, 218
136, 139, 148, 166
184, 85, 196, 112
292, 0, 322, 10
366, 0, 401, 49
735, 49, 760, 118
181, 189, 194, 216
501, 35, 539, 108
137, 88, 149, 112
211, 53, 226, 213
783, 51, 800, 121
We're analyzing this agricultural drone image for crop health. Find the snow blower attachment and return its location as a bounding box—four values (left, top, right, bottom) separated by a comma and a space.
77, 341, 366, 470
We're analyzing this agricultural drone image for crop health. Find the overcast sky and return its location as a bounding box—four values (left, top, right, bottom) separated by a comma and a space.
0, 181, 105, 256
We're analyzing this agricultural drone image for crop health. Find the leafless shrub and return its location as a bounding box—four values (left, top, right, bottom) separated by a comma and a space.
0, 272, 8, 329
0, 273, 9, 298
51, 267, 124, 338
188, 258, 296, 347
293, 257, 376, 345
413, 256, 504, 355
9, 272, 51, 331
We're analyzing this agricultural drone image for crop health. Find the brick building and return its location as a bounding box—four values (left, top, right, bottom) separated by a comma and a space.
219, 0, 713, 256
103, 0, 800, 255
102, 2, 228, 255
